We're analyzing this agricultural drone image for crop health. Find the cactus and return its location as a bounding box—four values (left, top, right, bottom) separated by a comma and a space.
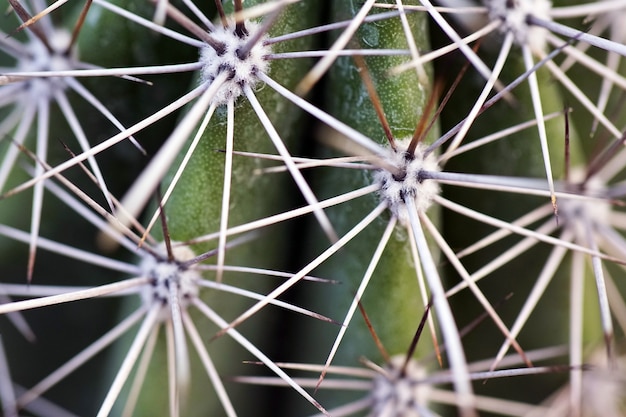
1, 1, 626, 416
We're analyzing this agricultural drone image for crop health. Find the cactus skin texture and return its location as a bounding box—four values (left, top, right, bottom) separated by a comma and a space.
288, 1, 439, 413
112, 1, 322, 416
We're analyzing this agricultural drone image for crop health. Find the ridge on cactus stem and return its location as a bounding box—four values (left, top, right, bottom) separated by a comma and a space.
200, 65, 475, 417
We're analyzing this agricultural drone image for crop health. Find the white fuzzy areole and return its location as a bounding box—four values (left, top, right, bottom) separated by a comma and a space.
374, 140, 440, 225
20, 29, 75, 98
199, 21, 271, 106
139, 243, 201, 321
559, 168, 611, 237
487, 0, 553, 51
371, 355, 431, 416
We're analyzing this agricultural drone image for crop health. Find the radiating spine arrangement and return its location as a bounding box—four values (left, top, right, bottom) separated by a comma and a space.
1, 0, 626, 416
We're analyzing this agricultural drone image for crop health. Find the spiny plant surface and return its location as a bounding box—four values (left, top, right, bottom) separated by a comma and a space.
1, 0, 626, 417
